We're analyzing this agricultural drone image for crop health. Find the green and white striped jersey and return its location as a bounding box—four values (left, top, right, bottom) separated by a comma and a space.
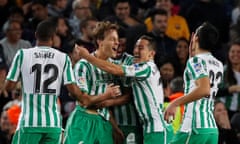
6, 46, 75, 132
180, 53, 223, 132
122, 60, 167, 133
74, 57, 115, 120
112, 52, 139, 126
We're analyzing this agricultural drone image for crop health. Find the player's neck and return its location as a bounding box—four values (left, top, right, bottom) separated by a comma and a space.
195, 48, 210, 55
36, 41, 53, 47
94, 50, 108, 60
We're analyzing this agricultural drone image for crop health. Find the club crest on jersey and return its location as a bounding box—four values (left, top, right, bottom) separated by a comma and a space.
193, 63, 202, 73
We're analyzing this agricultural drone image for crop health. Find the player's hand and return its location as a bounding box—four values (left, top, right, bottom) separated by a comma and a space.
75, 44, 90, 59
106, 83, 121, 98
189, 32, 194, 58
96, 100, 113, 108
164, 103, 177, 124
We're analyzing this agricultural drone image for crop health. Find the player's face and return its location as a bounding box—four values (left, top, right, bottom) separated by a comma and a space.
100, 30, 119, 58
133, 39, 154, 63
228, 44, 240, 65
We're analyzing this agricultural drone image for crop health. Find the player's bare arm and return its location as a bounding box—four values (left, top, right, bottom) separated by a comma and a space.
66, 83, 121, 108
77, 45, 124, 76
164, 76, 210, 122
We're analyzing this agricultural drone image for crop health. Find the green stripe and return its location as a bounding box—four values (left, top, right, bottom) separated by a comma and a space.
65, 56, 72, 81
93, 66, 99, 95
37, 94, 42, 126
9, 53, 20, 79
133, 84, 147, 131
19, 49, 24, 68
118, 107, 123, 124
136, 66, 151, 78
200, 100, 205, 127
21, 93, 27, 126
187, 61, 196, 79
126, 105, 132, 125
45, 94, 50, 126
29, 94, 34, 126
53, 95, 58, 126
137, 82, 154, 132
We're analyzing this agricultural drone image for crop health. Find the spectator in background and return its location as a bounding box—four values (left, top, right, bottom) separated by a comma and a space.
0, 44, 7, 100
48, 16, 74, 53
146, 9, 177, 63
104, 0, 146, 55
145, 0, 190, 41
214, 100, 239, 144
8, 6, 35, 44
218, 39, 240, 119
1, 20, 32, 68
173, 37, 189, 77
0, 109, 11, 144
75, 17, 98, 53
68, 0, 92, 38
47, 0, 68, 17
29, 0, 49, 31
6, 105, 21, 142
0, 0, 15, 35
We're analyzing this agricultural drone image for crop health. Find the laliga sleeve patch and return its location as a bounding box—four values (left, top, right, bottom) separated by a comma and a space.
78, 77, 86, 86
193, 63, 204, 74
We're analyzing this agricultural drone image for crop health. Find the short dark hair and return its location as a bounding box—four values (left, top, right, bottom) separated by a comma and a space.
139, 35, 157, 51
35, 19, 56, 41
150, 9, 168, 22
195, 22, 219, 51
169, 77, 184, 93
113, 0, 130, 8
80, 17, 98, 33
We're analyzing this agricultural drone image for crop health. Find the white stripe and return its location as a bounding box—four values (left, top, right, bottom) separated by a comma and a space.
121, 106, 127, 125
196, 101, 201, 128
41, 94, 46, 126
55, 96, 60, 127
33, 94, 38, 126
48, 95, 54, 127
25, 94, 30, 127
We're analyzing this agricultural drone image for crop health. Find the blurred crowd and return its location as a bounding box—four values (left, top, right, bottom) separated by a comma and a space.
1, 0, 240, 143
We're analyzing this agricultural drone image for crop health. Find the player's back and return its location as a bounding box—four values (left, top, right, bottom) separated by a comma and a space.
20, 46, 68, 96
181, 53, 223, 132
7, 46, 73, 131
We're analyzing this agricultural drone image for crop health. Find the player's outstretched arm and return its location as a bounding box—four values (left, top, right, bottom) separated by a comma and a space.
77, 45, 124, 76
164, 77, 210, 122
66, 83, 121, 108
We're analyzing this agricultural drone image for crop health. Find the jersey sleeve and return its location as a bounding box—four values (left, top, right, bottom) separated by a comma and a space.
186, 57, 208, 80
63, 55, 76, 85
74, 61, 90, 93
122, 63, 151, 80
6, 49, 23, 81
